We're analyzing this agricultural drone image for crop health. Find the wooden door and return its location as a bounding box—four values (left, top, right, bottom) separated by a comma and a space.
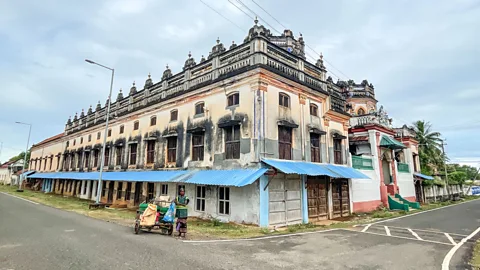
107, 181, 114, 203
307, 177, 328, 221
332, 179, 350, 218
332, 181, 342, 218
134, 182, 143, 205
415, 180, 423, 203
340, 180, 350, 217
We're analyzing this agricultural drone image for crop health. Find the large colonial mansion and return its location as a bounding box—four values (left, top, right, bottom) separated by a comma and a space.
25, 20, 428, 227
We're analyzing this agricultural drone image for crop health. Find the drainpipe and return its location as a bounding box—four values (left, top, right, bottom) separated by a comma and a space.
300, 101, 305, 161
262, 90, 266, 159
256, 89, 262, 162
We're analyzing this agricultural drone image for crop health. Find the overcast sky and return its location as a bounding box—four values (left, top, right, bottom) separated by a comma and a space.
0, 0, 479, 168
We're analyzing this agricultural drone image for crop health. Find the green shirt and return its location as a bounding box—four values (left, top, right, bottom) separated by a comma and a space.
176, 195, 189, 209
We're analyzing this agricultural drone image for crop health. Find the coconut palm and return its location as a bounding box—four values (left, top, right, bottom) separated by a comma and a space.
411, 120, 444, 173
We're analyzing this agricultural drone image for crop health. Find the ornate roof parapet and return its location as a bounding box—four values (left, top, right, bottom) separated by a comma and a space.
117, 88, 124, 101
66, 116, 72, 125
80, 109, 85, 118
73, 112, 78, 122
96, 101, 101, 111
315, 53, 326, 70
244, 17, 272, 43
162, 65, 172, 81
144, 74, 153, 89
183, 52, 196, 70
208, 38, 226, 60
87, 105, 93, 115
230, 41, 237, 50
200, 55, 206, 63
327, 76, 334, 83
105, 97, 110, 107
129, 81, 137, 95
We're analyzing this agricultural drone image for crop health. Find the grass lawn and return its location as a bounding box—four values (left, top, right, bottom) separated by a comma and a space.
472, 240, 480, 270
1, 184, 478, 240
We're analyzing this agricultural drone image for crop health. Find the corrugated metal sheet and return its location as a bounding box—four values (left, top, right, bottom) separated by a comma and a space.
27, 169, 266, 187
413, 172, 434, 180
29, 171, 187, 182
323, 164, 370, 179
380, 135, 406, 149
261, 158, 370, 179
261, 158, 338, 177
177, 169, 267, 187
20, 170, 36, 177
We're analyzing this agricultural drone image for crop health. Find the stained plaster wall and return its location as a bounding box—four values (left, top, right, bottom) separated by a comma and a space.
158, 182, 260, 224
263, 84, 329, 161
30, 140, 65, 172
35, 77, 259, 172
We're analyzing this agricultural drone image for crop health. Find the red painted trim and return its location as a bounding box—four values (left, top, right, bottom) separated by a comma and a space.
353, 200, 383, 213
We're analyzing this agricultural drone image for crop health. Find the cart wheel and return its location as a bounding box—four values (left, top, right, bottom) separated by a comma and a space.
148, 227, 152, 232
134, 220, 140, 234
168, 226, 173, 236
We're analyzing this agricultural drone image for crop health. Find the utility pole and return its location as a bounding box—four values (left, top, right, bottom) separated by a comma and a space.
0, 141, 3, 163
440, 139, 449, 198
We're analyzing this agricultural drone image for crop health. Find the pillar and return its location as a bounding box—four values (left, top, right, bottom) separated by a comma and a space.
301, 175, 308, 224
86, 180, 92, 199
391, 149, 398, 194
113, 181, 119, 202
259, 175, 269, 227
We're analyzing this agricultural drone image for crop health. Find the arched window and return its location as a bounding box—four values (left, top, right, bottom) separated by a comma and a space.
119, 125, 124, 134
195, 102, 205, 115
357, 108, 365, 115
279, 93, 290, 108
133, 121, 139, 130
227, 92, 239, 107
310, 104, 318, 116
150, 116, 157, 126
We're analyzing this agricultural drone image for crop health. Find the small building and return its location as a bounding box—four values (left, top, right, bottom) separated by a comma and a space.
0, 160, 24, 185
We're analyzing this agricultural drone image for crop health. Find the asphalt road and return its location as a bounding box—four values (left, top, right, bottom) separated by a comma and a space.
1, 192, 479, 270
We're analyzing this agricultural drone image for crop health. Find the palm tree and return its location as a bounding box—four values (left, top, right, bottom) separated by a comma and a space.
411, 120, 444, 174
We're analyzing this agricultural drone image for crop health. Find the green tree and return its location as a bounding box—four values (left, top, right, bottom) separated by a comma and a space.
8, 150, 31, 169
448, 171, 468, 185
411, 120, 444, 174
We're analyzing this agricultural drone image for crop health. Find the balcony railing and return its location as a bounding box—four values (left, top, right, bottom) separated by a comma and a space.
352, 156, 374, 170
397, 162, 410, 173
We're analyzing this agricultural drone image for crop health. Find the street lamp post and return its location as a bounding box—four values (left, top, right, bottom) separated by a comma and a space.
15, 122, 32, 192
85, 59, 115, 204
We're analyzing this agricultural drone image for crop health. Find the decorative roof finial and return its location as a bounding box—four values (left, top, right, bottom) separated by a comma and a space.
188, 51, 192, 58
320, 52, 323, 59
254, 16, 258, 25
117, 88, 124, 101
216, 37, 220, 44
87, 105, 93, 115
200, 55, 206, 62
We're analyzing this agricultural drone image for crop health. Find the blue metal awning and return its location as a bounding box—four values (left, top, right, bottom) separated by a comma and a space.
413, 172, 434, 180
323, 164, 370, 179
21, 170, 36, 178
176, 168, 267, 187
29, 171, 187, 182
261, 158, 370, 179
261, 158, 338, 177
27, 169, 266, 186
